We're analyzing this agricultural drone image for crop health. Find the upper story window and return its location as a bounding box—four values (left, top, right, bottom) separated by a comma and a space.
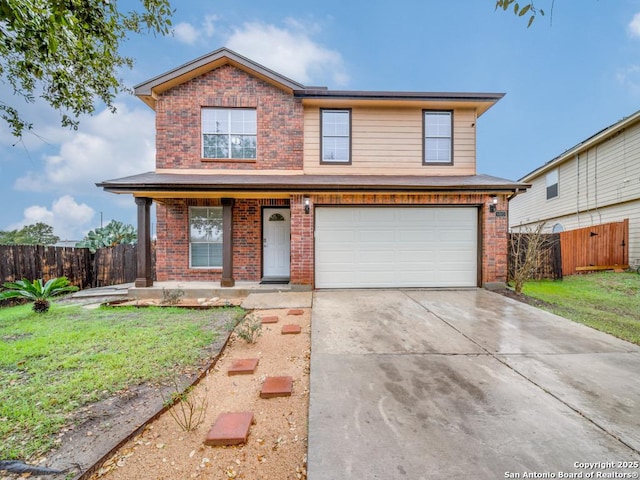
424, 111, 453, 164
202, 108, 257, 160
321, 109, 351, 163
546, 169, 558, 199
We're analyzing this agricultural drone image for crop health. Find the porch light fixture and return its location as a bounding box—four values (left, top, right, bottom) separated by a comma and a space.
304, 196, 310, 214
490, 195, 498, 213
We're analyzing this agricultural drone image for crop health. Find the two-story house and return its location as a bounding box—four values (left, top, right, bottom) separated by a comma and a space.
98, 48, 527, 290
510, 110, 640, 268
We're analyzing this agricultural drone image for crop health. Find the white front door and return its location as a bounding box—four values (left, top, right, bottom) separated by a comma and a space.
263, 208, 291, 278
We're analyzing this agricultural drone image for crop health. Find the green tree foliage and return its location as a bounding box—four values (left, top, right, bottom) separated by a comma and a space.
0, 222, 60, 245
0, 0, 173, 138
76, 220, 137, 253
0, 276, 78, 313
495, 0, 553, 27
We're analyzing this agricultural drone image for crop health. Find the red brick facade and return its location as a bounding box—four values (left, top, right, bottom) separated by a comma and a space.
155, 193, 508, 287
156, 198, 289, 282
155, 65, 303, 170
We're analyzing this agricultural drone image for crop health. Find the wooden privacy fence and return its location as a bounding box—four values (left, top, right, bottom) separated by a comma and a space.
0, 244, 149, 289
508, 219, 630, 281
508, 233, 563, 281
0, 245, 93, 288
93, 244, 139, 287
559, 219, 629, 276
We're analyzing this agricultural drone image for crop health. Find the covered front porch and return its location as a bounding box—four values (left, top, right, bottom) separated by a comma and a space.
130, 194, 309, 290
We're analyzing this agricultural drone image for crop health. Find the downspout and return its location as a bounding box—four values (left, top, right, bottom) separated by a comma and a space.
576, 153, 581, 228
586, 149, 594, 224
594, 144, 602, 224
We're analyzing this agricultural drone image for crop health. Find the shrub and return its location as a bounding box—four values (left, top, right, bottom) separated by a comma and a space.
0, 277, 79, 313
162, 378, 208, 432
161, 288, 185, 305
235, 313, 262, 343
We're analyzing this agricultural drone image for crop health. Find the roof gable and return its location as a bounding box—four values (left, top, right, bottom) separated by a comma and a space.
134, 47, 306, 109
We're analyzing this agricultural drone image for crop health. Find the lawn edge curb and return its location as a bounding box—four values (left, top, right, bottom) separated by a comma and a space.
74, 329, 235, 480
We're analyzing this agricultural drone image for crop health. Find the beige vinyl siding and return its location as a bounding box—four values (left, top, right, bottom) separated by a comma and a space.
304, 106, 476, 175
590, 128, 640, 206
510, 120, 640, 267
510, 122, 640, 226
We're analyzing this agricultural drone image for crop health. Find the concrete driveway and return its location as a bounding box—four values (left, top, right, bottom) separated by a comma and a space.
307, 289, 640, 479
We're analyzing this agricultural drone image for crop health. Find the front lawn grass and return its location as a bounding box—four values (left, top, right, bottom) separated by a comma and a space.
522, 272, 640, 345
0, 303, 244, 461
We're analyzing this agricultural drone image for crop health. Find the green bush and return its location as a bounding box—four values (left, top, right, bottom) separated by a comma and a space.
0, 277, 78, 313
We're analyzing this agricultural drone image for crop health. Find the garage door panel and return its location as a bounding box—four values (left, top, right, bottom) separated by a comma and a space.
358, 253, 395, 264
316, 230, 354, 242
436, 207, 474, 221
359, 209, 395, 222
396, 252, 436, 264
318, 207, 356, 223
398, 231, 436, 242
315, 207, 478, 288
319, 256, 356, 268
359, 231, 395, 242
397, 208, 436, 221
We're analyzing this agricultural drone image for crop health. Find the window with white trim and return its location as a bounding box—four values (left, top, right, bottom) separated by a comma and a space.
321, 109, 351, 163
546, 169, 558, 199
189, 207, 223, 268
202, 108, 257, 159
424, 111, 453, 164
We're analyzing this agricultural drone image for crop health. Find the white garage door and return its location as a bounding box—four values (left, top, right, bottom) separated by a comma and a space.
315, 207, 478, 288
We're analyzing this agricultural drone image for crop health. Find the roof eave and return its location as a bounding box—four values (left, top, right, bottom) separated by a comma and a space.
97, 181, 528, 195
296, 90, 505, 101
519, 108, 640, 182
296, 91, 504, 116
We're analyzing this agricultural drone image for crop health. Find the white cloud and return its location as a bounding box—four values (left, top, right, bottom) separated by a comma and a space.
226, 20, 349, 86
629, 13, 640, 38
170, 15, 348, 86
174, 22, 199, 45
202, 15, 218, 37
9, 195, 95, 241
616, 64, 640, 95
14, 102, 155, 195
173, 15, 218, 45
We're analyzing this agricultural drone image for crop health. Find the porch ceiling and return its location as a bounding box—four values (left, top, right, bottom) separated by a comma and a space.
97, 172, 530, 196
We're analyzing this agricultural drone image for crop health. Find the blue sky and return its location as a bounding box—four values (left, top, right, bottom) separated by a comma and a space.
1, 0, 640, 241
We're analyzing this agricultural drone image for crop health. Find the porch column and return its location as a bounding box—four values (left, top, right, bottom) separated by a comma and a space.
135, 197, 153, 287
221, 198, 235, 287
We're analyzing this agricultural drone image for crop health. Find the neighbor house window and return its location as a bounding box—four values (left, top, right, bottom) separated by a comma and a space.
424, 111, 453, 164
189, 207, 223, 268
546, 169, 558, 199
202, 108, 256, 159
321, 109, 351, 163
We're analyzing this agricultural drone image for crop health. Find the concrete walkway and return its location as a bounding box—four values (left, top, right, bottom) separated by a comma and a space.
308, 289, 640, 480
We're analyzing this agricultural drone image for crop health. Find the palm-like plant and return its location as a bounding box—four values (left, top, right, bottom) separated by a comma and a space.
0, 277, 79, 313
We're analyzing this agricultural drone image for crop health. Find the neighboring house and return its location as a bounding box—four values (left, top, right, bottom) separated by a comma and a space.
98, 48, 527, 290
510, 110, 640, 268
